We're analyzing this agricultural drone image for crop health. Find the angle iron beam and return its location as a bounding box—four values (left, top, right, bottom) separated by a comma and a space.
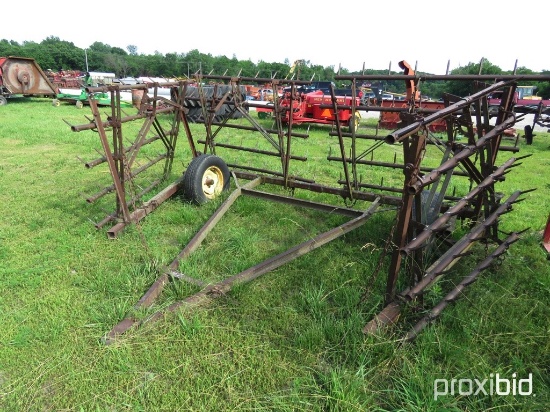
385, 134, 427, 302
241, 188, 366, 218
103, 177, 264, 343
88, 98, 131, 222
336, 74, 550, 82
104, 198, 380, 345
232, 171, 402, 206
327, 83, 354, 199
169, 177, 263, 266
106, 176, 183, 238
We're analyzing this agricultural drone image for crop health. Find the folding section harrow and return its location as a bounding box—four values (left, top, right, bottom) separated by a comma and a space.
66, 69, 550, 343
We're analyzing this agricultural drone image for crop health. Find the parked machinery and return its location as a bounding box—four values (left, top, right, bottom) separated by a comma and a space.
0, 56, 58, 105
256, 85, 362, 131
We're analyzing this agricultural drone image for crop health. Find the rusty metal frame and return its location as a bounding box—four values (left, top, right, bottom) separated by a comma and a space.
70, 81, 192, 237
104, 176, 381, 344
68, 69, 550, 343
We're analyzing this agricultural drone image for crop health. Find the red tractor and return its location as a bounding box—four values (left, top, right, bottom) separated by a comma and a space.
256, 89, 362, 132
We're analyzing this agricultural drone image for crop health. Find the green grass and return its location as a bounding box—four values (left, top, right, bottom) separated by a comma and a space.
0, 97, 549, 411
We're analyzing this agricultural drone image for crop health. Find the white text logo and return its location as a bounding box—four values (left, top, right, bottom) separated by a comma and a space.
434, 373, 533, 400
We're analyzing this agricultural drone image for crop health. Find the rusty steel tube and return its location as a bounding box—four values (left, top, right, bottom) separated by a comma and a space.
200, 74, 310, 85
199, 140, 307, 161
407, 115, 517, 195
71, 106, 176, 132
197, 122, 309, 138
385, 81, 512, 144
107, 177, 184, 238
405, 190, 523, 300
327, 156, 469, 177
401, 157, 518, 255
404, 231, 522, 341
85, 136, 161, 168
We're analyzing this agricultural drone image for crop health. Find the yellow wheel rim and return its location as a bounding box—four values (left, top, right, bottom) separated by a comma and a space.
202, 166, 224, 199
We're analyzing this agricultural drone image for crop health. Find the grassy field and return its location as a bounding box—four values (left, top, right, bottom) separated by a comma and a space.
0, 96, 549, 411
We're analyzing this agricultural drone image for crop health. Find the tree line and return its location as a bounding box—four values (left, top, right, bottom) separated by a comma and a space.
1, 36, 549, 99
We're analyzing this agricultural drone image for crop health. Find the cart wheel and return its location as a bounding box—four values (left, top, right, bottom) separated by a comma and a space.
52, 99, 60, 107
75, 100, 84, 109
0, 96, 7, 106
182, 154, 230, 204
348, 111, 361, 133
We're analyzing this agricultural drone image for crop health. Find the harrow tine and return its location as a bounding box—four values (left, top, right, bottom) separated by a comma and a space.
520, 188, 537, 195
515, 153, 533, 161
76, 156, 88, 165
403, 230, 523, 342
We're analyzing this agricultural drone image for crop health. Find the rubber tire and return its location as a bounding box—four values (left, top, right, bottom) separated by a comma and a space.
183, 154, 230, 204
75, 100, 84, 109
0, 96, 7, 106
186, 107, 202, 122
52, 99, 60, 107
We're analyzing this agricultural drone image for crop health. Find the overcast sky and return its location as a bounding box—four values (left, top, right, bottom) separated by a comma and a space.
3, 0, 547, 75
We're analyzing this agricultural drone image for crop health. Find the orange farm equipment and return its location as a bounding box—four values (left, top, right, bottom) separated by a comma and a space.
257, 89, 362, 131
378, 99, 447, 131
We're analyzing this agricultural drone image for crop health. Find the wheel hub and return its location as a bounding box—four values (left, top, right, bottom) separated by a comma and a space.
202, 167, 223, 198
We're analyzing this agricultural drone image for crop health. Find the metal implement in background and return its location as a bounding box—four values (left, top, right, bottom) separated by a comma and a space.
67, 64, 550, 343
0, 56, 58, 105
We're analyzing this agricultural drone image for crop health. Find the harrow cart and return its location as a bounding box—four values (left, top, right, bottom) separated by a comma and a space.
66, 65, 550, 344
